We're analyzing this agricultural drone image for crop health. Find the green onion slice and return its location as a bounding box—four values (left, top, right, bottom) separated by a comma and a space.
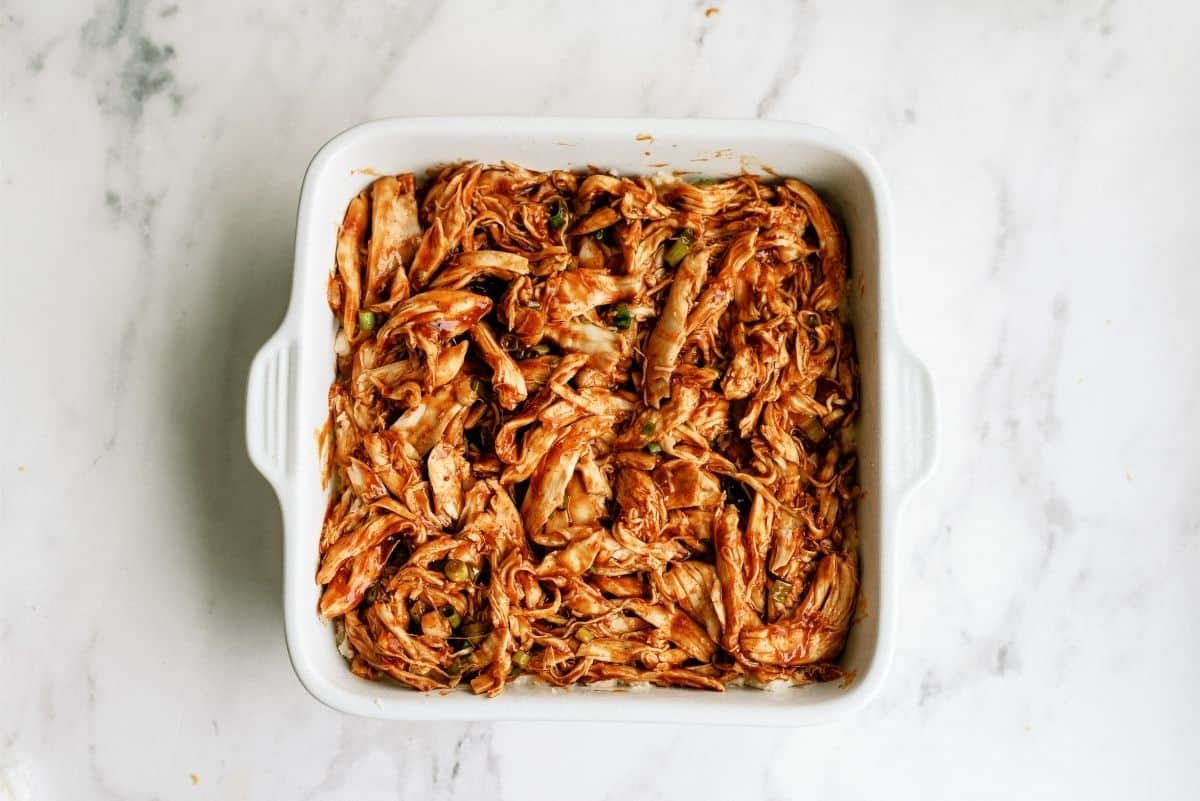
444, 559, 470, 583
664, 238, 690, 267
547, 200, 567, 230
613, 302, 632, 330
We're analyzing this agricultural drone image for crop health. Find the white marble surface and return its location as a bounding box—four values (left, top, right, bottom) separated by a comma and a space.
2, 0, 1199, 798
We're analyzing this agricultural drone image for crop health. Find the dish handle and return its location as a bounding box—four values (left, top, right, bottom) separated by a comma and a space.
246, 328, 294, 494
893, 345, 937, 493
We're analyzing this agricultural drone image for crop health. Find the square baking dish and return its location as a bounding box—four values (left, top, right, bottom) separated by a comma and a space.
246, 117, 935, 725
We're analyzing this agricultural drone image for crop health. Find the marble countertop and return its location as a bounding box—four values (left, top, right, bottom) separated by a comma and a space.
3, 1, 1198, 798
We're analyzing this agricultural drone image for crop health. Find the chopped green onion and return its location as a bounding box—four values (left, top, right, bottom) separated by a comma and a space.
446, 610, 462, 628
575, 627, 595, 642
664, 238, 690, 267
694, 177, 718, 186
613, 302, 632, 330
512, 650, 531, 669
364, 584, 381, 604
358, 310, 376, 331
592, 228, 608, 241
528, 342, 552, 356
679, 227, 696, 245
645, 442, 663, 456
547, 200, 567, 230
499, 333, 521, 352
641, 421, 656, 436
444, 558, 470, 583
771, 579, 793, 605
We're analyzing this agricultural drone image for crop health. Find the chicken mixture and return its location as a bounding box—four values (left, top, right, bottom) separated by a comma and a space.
318, 162, 860, 694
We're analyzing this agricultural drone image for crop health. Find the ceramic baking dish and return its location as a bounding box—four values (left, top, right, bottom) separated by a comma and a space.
246, 117, 935, 725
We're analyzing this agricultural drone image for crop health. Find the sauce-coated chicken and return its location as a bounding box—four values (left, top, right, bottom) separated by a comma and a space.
320, 163, 860, 694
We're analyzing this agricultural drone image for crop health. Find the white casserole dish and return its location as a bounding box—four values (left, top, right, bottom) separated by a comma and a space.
246, 117, 935, 725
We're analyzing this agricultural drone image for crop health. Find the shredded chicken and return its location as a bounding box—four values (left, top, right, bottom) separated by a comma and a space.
319, 163, 860, 694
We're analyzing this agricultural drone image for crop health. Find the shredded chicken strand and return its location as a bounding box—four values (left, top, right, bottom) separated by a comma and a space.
319, 163, 860, 695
